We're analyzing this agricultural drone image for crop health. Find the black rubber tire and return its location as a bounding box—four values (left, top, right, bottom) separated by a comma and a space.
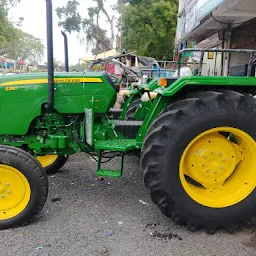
43, 156, 68, 175
141, 90, 256, 234
0, 146, 48, 230
125, 99, 142, 120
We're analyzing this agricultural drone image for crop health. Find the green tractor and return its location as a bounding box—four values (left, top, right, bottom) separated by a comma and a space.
119, 61, 199, 121
2, 0, 256, 234
119, 77, 158, 119
87, 56, 146, 119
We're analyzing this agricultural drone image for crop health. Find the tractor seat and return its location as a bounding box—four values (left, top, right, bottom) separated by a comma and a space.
167, 78, 178, 86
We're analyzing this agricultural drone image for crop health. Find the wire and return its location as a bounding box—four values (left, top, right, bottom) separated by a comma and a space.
89, 151, 121, 159
64, 115, 80, 127
87, 152, 121, 163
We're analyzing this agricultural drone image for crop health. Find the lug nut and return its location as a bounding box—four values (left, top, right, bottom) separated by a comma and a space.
7, 190, 11, 194
6, 183, 9, 186
211, 152, 215, 155
1, 195, 5, 199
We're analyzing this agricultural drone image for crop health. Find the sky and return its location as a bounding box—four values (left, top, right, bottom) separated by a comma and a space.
9, 0, 118, 65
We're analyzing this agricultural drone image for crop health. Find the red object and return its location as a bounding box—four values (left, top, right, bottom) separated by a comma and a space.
19, 60, 25, 65
107, 64, 115, 74
174, 49, 179, 61
0, 56, 6, 63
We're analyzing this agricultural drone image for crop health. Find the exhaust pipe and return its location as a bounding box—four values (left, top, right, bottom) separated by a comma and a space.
46, 0, 54, 110
61, 31, 69, 72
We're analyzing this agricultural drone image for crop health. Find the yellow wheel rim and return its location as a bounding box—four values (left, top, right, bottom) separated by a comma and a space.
37, 155, 58, 168
179, 127, 256, 208
0, 165, 31, 220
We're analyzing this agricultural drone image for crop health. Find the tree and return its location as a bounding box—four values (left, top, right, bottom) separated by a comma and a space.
1, 30, 45, 63
0, 0, 21, 49
0, 0, 44, 63
56, 0, 115, 55
70, 62, 86, 72
56, 0, 178, 60
56, 0, 81, 33
123, 0, 178, 60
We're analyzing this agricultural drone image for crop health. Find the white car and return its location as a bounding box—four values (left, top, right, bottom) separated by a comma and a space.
4, 73, 16, 76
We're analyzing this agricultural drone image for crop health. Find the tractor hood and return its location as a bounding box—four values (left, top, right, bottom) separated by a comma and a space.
0, 72, 114, 88
0, 71, 118, 135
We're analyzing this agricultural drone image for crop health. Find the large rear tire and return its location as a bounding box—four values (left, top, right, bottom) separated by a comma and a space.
141, 90, 256, 234
37, 155, 68, 175
0, 146, 48, 230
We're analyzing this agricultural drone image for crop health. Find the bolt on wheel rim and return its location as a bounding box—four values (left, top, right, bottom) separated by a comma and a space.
179, 127, 256, 208
0, 164, 31, 220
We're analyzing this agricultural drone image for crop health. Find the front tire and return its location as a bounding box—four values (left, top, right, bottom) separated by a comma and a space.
0, 146, 48, 230
141, 90, 256, 233
37, 155, 68, 175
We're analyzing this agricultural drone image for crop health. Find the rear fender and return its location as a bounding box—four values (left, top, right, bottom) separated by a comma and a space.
159, 76, 256, 97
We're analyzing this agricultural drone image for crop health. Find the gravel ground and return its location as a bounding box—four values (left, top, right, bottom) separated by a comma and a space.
2, 153, 256, 256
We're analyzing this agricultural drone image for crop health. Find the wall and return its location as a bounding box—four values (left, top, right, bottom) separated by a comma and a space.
176, 0, 224, 43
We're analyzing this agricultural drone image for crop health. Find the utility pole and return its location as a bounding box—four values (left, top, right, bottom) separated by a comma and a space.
120, 0, 124, 51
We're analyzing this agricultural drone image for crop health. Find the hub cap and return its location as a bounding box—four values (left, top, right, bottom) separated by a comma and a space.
0, 165, 31, 220
179, 127, 256, 208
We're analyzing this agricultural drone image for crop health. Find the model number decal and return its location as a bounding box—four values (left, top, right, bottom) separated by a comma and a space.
54, 78, 81, 83
54, 78, 103, 83
5, 86, 18, 91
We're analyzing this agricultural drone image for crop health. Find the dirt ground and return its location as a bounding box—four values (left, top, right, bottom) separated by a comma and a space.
2, 153, 256, 256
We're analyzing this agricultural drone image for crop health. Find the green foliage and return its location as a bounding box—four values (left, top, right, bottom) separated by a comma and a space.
0, 0, 20, 50
56, 0, 178, 59
1, 29, 44, 62
70, 62, 87, 72
0, 18, 18, 47
2, 0, 21, 7
15, 31, 44, 62
81, 5, 112, 55
56, 0, 82, 33
0, 0, 44, 63
56, 0, 115, 55
123, 0, 178, 60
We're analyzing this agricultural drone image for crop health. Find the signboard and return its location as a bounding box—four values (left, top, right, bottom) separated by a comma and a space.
176, 0, 224, 42
183, 0, 197, 37
197, 0, 224, 20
